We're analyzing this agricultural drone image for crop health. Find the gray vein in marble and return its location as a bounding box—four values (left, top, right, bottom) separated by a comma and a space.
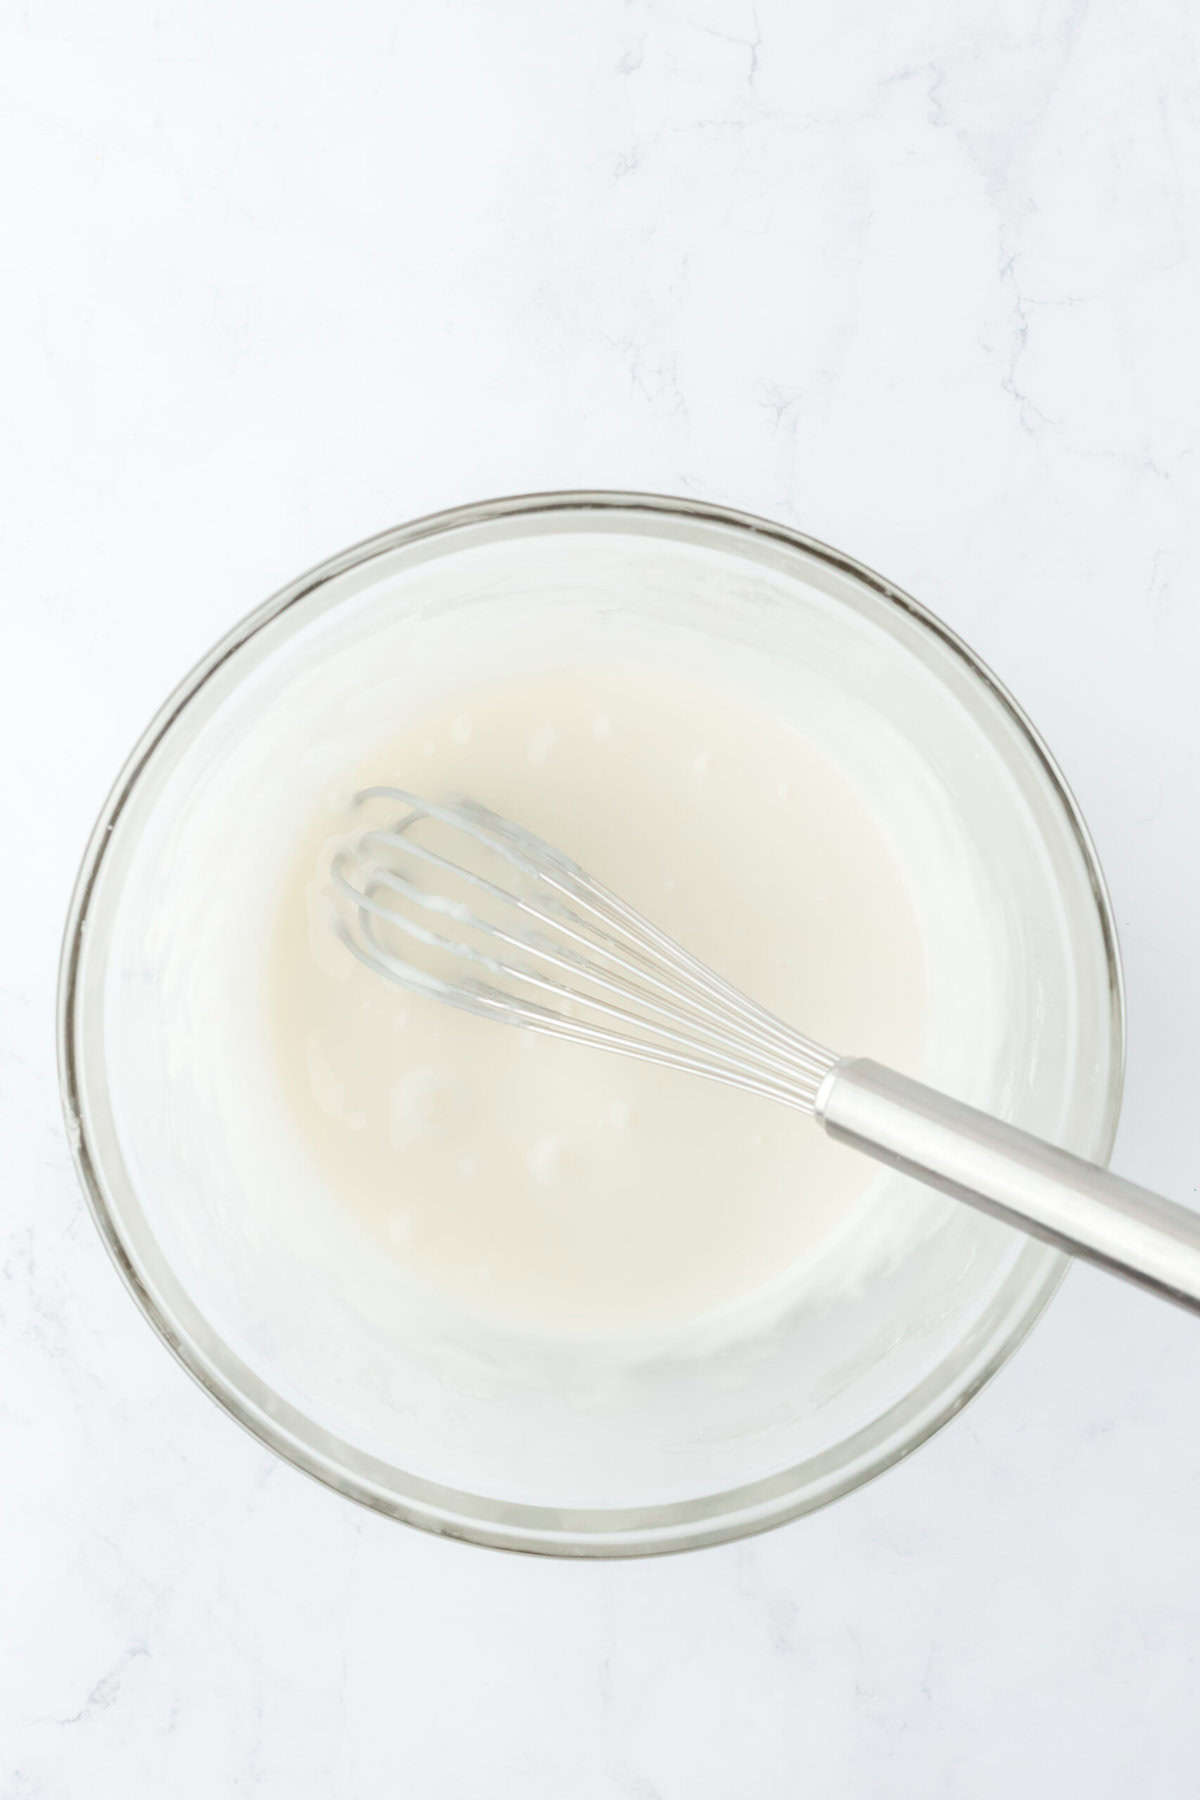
55, 1644, 149, 1728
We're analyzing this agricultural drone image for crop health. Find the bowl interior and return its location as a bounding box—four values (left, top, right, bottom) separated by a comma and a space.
62, 495, 1122, 1553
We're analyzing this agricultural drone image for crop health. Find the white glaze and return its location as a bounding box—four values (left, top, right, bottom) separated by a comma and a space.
269, 663, 928, 1334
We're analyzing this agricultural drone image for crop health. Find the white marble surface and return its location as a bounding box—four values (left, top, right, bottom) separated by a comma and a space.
4, 0, 1200, 1792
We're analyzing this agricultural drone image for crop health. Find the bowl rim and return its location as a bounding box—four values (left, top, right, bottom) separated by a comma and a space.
57, 488, 1126, 1556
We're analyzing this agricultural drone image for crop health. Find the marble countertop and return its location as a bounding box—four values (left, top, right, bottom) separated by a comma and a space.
4, 1, 1200, 1793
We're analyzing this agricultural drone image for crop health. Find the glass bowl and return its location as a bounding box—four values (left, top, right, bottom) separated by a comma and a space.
58, 492, 1124, 1555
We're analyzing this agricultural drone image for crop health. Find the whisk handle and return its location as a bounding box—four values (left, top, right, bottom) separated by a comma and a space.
816, 1058, 1200, 1316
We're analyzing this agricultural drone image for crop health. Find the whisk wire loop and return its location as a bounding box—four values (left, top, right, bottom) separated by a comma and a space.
332, 788, 837, 1112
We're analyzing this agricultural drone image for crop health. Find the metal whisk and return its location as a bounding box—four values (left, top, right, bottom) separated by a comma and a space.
333, 787, 1200, 1317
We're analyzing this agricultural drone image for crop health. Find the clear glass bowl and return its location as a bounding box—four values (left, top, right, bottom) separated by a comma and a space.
58, 492, 1124, 1555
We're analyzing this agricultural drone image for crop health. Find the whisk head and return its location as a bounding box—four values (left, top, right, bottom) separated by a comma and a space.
331, 787, 837, 1113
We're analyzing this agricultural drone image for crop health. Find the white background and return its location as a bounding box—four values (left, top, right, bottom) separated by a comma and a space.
4, 2, 1200, 1794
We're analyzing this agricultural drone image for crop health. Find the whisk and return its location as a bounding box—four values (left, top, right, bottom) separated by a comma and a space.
332, 787, 1200, 1316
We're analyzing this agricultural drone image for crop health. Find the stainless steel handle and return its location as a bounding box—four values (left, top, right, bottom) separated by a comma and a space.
816, 1058, 1200, 1315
